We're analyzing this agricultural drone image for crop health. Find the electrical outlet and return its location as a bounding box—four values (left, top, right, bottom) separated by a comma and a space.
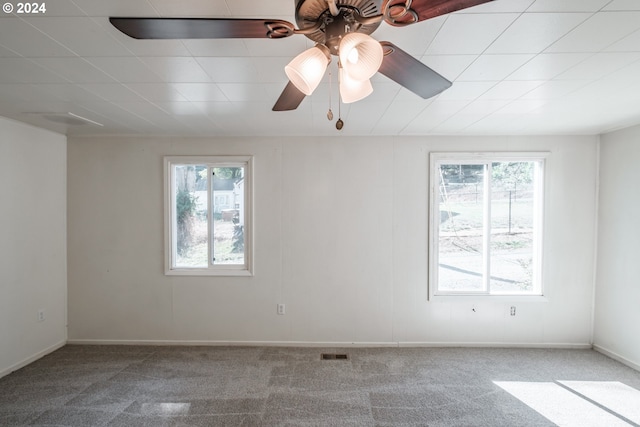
510, 306, 516, 316
277, 304, 285, 315
37, 309, 45, 322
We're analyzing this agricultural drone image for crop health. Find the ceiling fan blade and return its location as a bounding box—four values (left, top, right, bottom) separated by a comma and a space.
109, 17, 296, 39
382, 0, 494, 26
378, 41, 451, 99
272, 81, 306, 111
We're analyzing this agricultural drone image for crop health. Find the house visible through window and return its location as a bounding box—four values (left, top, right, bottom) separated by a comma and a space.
430, 153, 546, 296
165, 156, 252, 276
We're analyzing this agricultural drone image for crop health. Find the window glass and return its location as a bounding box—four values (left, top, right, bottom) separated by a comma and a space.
174, 164, 207, 268
212, 166, 245, 265
489, 161, 536, 293
437, 164, 485, 292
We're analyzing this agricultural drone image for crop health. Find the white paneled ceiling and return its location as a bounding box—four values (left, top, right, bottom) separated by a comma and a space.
1, 0, 640, 136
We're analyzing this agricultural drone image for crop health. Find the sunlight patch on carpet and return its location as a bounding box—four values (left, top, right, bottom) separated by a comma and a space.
494, 381, 635, 427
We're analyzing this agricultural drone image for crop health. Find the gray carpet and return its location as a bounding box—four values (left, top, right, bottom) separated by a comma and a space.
1, 345, 640, 426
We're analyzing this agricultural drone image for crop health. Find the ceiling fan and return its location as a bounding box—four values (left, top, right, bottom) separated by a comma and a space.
110, 0, 493, 114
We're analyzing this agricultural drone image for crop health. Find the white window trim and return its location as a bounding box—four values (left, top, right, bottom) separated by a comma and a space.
164, 155, 253, 277
428, 152, 548, 299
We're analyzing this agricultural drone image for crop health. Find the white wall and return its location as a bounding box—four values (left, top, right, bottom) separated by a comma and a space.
0, 117, 67, 378
594, 124, 640, 369
67, 135, 598, 346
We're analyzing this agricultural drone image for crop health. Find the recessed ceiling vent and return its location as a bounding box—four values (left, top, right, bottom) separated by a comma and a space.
25, 112, 104, 127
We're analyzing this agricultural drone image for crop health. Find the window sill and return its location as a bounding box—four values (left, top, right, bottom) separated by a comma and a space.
430, 294, 548, 303
165, 268, 253, 277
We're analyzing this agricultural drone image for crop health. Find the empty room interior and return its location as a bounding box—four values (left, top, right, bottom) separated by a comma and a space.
2, 0, 640, 425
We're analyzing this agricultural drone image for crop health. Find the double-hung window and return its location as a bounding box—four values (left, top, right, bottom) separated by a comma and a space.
429, 153, 546, 296
164, 156, 252, 276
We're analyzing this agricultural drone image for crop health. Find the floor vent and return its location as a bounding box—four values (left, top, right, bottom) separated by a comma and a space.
321, 353, 349, 360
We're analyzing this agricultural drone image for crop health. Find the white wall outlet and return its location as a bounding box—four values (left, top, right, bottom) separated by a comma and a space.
510, 306, 516, 316
277, 304, 285, 315
37, 309, 45, 322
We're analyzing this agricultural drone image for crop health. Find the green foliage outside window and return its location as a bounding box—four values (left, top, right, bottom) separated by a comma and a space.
176, 187, 198, 255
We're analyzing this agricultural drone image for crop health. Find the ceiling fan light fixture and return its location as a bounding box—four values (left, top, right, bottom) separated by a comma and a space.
285, 44, 330, 96
109, 0, 477, 114
339, 32, 383, 82
339, 67, 373, 104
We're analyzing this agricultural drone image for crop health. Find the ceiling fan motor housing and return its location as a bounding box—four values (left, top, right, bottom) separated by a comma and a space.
295, 0, 382, 54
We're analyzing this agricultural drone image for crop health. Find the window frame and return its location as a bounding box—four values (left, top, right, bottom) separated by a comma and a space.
164, 155, 253, 277
428, 152, 547, 298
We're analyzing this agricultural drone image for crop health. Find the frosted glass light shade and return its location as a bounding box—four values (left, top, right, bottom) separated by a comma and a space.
340, 68, 373, 103
285, 46, 330, 96
339, 33, 383, 82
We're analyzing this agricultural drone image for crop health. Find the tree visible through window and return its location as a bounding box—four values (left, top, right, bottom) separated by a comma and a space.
430, 153, 545, 295
165, 156, 252, 276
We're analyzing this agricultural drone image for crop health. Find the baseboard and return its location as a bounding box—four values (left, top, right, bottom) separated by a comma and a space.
66, 339, 402, 347
399, 342, 593, 349
0, 340, 66, 379
66, 339, 592, 349
593, 344, 640, 372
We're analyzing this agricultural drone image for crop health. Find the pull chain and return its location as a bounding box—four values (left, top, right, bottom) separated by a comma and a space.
327, 63, 333, 121
336, 62, 344, 130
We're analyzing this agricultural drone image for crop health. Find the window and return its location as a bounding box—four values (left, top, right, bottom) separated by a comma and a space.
164, 156, 252, 276
429, 153, 546, 296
